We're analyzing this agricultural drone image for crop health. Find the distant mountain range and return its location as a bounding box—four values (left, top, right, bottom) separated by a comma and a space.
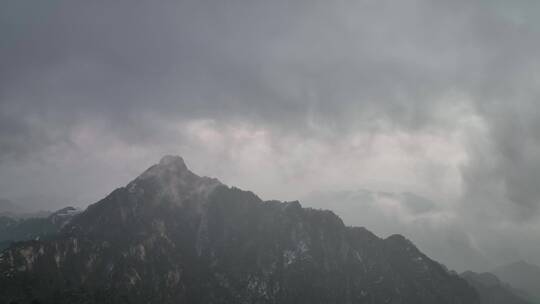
0, 156, 534, 304
0, 207, 81, 250
461, 271, 532, 304
492, 261, 540, 303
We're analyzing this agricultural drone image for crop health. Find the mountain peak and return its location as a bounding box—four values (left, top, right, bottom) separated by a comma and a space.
0, 156, 480, 304
136, 155, 189, 181
158, 155, 187, 170
127, 155, 221, 205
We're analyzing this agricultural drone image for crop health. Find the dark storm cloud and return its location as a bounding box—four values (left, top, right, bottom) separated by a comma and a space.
1, 0, 311, 131
0, 0, 484, 142
2, 0, 540, 270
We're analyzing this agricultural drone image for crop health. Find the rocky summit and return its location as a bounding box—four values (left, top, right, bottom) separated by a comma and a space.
0, 156, 479, 304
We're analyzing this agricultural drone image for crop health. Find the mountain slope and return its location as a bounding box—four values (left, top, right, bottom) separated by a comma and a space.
0, 207, 81, 250
0, 156, 479, 304
461, 271, 532, 304
492, 261, 540, 303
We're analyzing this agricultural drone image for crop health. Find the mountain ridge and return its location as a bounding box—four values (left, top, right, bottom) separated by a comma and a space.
0, 206, 81, 251
461, 271, 533, 304
0, 156, 479, 303
492, 260, 540, 303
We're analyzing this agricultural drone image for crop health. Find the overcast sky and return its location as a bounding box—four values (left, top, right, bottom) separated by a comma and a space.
2, 0, 540, 272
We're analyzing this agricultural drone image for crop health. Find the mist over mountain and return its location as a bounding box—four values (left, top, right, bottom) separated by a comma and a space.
0, 156, 480, 304
2, 1, 540, 303
301, 190, 493, 272
492, 261, 540, 302
2, 0, 540, 272
0, 199, 26, 216
461, 271, 532, 304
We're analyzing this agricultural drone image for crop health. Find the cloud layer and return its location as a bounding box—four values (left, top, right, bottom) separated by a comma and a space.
2, 0, 540, 271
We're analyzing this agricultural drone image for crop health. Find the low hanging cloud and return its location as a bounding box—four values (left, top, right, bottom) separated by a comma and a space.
1, 0, 540, 271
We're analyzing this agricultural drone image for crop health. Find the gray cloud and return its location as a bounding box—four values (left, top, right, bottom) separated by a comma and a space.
2, 0, 540, 271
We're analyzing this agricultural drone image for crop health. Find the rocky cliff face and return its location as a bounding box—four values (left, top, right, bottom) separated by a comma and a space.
0, 156, 479, 304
